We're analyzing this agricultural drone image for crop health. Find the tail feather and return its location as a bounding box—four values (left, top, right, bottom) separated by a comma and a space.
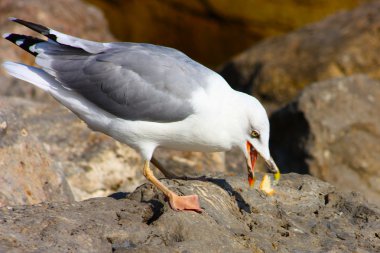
2, 61, 52, 91
2, 61, 111, 128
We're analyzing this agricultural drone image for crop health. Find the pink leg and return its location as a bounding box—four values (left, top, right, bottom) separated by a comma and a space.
143, 160, 202, 212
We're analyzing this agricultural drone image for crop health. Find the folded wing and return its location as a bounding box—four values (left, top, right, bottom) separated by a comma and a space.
4, 18, 214, 123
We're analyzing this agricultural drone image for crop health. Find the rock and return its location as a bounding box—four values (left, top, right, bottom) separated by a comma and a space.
0, 173, 379, 252
220, 1, 380, 106
0, 98, 74, 206
0, 0, 115, 100
0, 96, 146, 202
270, 75, 380, 207
154, 148, 225, 178
0, 96, 226, 202
85, 0, 368, 67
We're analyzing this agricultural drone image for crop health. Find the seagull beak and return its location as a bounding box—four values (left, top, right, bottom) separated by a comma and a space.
264, 156, 281, 185
245, 141, 281, 187
246, 141, 257, 187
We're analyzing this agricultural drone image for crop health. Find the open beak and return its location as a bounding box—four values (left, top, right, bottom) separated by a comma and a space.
245, 141, 281, 187
246, 141, 257, 187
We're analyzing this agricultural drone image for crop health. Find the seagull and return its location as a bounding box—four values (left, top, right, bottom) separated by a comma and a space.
2, 18, 280, 212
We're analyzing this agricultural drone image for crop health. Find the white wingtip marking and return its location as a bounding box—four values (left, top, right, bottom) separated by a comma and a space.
15, 39, 24, 46
8, 17, 17, 21
2, 33, 10, 39
29, 44, 36, 53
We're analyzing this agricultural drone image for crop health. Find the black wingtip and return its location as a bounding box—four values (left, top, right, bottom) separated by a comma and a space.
10, 18, 50, 36
9, 18, 58, 42
3, 33, 45, 56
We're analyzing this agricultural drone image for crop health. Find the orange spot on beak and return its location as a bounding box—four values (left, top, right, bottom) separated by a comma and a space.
248, 175, 256, 188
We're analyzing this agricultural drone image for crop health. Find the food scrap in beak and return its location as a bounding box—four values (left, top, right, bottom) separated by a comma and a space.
264, 157, 281, 185
246, 141, 257, 187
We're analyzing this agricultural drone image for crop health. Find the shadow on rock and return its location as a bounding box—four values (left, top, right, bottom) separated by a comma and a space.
206, 177, 251, 213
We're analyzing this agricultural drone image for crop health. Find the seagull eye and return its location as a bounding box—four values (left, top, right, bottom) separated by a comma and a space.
250, 130, 260, 138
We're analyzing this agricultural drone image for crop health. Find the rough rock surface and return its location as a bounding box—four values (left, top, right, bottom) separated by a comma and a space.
86, 0, 367, 67
0, 173, 379, 252
0, 98, 74, 206
0, 96, 226, 201
0, 96, 145, 201
220, 1, 380, 106
270, 75, 380, 207
0, 0, 115, 99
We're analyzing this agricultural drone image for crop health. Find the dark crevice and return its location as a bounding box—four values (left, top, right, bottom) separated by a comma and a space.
324, 194, 329, 205
270, 101, 311, 174
108, 192, 129, 200
281, 223, 291, 230
146, 200, 164, 225
280, 231, 290, 237
108, 191, 164, 225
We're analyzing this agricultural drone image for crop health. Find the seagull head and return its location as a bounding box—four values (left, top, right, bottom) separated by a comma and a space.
236, 93, 280, 187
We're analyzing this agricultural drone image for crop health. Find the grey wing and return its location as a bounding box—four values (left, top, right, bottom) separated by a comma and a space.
35, 43, 212, 122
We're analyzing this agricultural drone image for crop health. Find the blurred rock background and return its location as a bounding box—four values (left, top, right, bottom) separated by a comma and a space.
0, 0, 380, 208
86, 0, 369, 67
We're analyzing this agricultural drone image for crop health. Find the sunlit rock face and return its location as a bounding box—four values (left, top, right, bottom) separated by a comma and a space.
219, 1, 380, 106
85, 0, 367, 67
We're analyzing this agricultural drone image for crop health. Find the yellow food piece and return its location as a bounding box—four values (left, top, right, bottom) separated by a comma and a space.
259, 174, 275, 195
